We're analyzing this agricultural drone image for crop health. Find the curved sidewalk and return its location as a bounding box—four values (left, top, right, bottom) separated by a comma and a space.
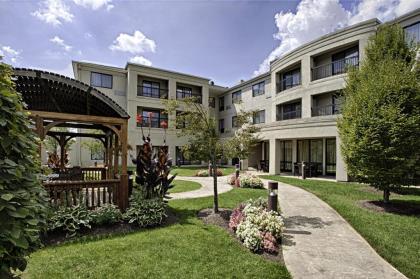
261, 179, 406, 279
169, 176, 232, 199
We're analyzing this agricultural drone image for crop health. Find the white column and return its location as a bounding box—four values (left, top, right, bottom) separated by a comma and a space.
292, 139, 297, 175
202, 84, 209, 108
336, 136, 348, 181
269, 139, 280, 175
322, 138, 326, 176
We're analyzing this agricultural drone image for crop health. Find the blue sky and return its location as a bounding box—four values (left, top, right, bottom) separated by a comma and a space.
0, 0, 418, 86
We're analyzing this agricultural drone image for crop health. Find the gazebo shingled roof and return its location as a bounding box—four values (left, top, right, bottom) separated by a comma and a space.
12, 68, 129, 119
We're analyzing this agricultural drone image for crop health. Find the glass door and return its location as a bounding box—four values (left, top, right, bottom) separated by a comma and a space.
326, 138, 336, 175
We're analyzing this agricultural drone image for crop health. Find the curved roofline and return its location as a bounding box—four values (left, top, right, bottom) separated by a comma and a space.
270, 18, 380, 69
13, 68, 130, 119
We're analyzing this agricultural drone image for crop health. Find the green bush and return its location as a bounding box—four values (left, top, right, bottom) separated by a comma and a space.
240, 175, 264, 188
47, 205, 93, 238
92, 204, 122, 226
0, 63, 48, 277
123, 191, 167, 227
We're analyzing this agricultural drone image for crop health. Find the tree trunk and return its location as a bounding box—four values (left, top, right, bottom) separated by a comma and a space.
211, 154, 219, 214
383, 188, 390, 204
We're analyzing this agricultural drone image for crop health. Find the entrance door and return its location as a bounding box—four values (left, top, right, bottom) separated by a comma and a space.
326, 138, 336, 176
280, 140, 292, 172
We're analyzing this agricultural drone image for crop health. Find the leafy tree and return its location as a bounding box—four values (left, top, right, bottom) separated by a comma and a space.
0, 63, 48, 277
43, 127, 76, 154
80, 130, 105, 160
166, 98, 259, 213
338, 24, 420, 203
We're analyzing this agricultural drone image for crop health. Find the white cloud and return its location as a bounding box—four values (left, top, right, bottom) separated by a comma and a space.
129, 56, 152, 66
50, 36, 72, 51
32, 0, 74, 26
0, 45, 21, 64
254, 0, 420, 76
110, 30, 156, 54
73, 0, 114, 11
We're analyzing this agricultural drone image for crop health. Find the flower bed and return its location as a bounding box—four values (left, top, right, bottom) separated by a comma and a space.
227, 174, 264, 188
229, 198, 284, 253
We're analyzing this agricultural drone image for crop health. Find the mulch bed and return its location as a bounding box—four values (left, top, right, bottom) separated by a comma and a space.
359, 200, 420, 216
197, 208, 285, 264
42, 209, 179, 246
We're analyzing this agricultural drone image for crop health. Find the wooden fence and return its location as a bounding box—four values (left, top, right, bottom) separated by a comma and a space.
43, 179, 120, 208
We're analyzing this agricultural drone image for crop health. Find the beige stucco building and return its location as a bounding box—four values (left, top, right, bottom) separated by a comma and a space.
71, 9, 420, 181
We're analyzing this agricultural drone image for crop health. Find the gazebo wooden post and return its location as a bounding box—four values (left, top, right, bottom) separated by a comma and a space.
59, 134, 66, 169
107, 134, 113, 179
113, 134, 119, 178
119, 121, 129, 210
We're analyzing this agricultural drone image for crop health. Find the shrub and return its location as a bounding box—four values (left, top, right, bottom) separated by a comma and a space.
196, 170, 209, 177
261, 232, 278, 254
227, 175, 236, 186
230, 198, 284, 253
228, 205, 245, 231
240, 175, 264, 188
123, 191, 167, 227
236, 221, 262, 252
196, 169, 223, 177
47, 205, 93, 237
92, 204, 122, 226
0, 63, 48, 277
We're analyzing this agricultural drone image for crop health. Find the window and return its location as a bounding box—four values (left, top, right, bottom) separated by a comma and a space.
209, 97, 215, 108
91, 72, 112, 88
326, 138, 336, 175
253, 110, 265, 124
219, 119, 225, 133
280, 140, 292, 172
404, 22, 420, 44
176, 111, 187, 129
280, 69, 300, 91
139, 80, 161, 98
176, 86, 192, 99
219, 96, 225, 111
232, 116, 238, 128
252, 81, 265, 97
137, 107, 168, 128
232, 91, 241, 104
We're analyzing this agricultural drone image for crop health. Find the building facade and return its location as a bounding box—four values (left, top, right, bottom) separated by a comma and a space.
71, 9, 420, 181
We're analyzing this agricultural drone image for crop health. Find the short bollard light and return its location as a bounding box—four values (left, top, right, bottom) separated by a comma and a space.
235, 164, 240, 187
268, 181, 278, 212
301, 162, 306, 180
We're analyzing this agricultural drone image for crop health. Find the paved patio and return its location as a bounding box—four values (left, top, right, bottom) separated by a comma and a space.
260, 178, 407, 279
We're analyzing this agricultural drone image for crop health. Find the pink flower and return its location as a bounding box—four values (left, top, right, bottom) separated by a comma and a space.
229, 206, 245, 231
261, 232, 278, 254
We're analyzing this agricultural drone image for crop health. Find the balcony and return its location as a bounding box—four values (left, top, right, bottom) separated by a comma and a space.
312, 104, 342, 116
312, 56, 359, 81
277, 110, 301, 121
137, 115, 168, 128
137, 86, 168, 99
277, 75, 301, 92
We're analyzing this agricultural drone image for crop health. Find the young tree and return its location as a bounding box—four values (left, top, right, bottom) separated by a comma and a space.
0, 63, 48, 277
166, 98, 259, 213
338, 24, 420, 203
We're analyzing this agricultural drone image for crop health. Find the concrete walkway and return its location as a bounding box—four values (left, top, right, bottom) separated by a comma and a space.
260, 179, 406, 279
170, 175, 232, 199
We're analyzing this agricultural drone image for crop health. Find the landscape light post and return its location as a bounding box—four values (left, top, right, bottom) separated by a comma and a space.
268, 181, 278, 212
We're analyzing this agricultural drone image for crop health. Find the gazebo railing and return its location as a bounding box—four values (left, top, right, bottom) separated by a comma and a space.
51, 167, 107, 181
43, 179, 120, 208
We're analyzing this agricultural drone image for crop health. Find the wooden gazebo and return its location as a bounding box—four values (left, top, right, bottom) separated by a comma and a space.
13, 68, 130, 210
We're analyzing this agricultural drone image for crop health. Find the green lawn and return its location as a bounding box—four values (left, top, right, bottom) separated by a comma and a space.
262, 176, 420, 279
23, 189, 290, 279
171, 179, 202, 193
172, 166, 235, 177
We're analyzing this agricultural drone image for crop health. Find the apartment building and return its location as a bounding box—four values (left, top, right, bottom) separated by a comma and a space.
72, 9, 420, 181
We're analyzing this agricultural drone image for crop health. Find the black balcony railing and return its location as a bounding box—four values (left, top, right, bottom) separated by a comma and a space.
277, 75, 301, 92
312, 56, 359, 81
137, 116, 168, 128
137, 86, 168, 99
312, 104, 342, 116
277, 110, 302, 121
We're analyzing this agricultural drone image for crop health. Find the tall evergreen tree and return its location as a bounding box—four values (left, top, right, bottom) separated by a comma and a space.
338, 24, 420, 203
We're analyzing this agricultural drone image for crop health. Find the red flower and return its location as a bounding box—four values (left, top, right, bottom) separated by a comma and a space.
160, 120, 168, 129
136, 114, 143, 123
